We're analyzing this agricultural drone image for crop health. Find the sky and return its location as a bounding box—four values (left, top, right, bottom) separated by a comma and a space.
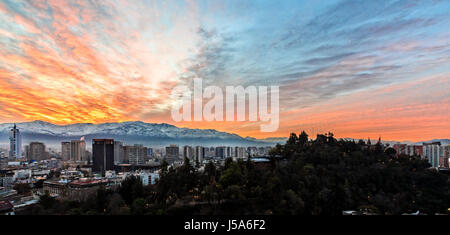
0, 0, 449, 141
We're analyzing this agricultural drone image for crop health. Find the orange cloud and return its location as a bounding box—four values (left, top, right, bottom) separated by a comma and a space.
0, 0, 448, 143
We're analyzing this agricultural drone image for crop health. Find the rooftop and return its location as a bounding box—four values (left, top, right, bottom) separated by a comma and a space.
0, 200, 13, 212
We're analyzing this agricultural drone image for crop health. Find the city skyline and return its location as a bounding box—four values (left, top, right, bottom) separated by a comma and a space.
0, 120, 448, 147
0, 0, 449, 141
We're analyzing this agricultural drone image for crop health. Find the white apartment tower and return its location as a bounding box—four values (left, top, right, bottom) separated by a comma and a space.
423, 142, 442, 168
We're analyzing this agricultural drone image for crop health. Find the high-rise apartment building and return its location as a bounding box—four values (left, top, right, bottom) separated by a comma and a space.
28, 142, 47, 161
71, 140, 86, 161
124, 144, 147, 165
92, 139, 115, 175
183, 145, 194, 160
9, 124, 22, 160
226, 147, 233, 158
147, 148, 153, 157
235, 147, 246, 159
165, 145, 179, 163
423, 142, 442, 168
61, 142, 71, 161
195, 146, 205, 163
215, 146, 226, 159
114, 141, 124, 164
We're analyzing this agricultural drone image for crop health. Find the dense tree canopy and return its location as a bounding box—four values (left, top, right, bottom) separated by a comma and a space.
23, 132, 450, 215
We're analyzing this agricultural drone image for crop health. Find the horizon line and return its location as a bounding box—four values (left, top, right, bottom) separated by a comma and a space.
0, 120, 448, 144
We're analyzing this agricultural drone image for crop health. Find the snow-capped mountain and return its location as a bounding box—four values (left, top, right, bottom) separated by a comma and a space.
0, 120, 277, 147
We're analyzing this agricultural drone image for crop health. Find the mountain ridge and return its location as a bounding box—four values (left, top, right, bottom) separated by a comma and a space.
0, 120, 285, 147
0, 121, 447, 148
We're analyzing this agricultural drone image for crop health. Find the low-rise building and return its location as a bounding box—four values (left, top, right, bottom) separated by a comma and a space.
0, 200, 14, 215
138, 172, 160, 186
42, 178, 114, 201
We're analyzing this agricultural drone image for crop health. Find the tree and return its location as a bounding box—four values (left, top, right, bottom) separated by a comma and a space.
276, 190, 305, 215
119, 175, 143, 205
205, 161, 217, 184
224, 157, 234, 170
298, 131, 309, 146
14, 183, 31, 194
107, 193, 126, 215
287, 133, 298, 145
223, 185, 245, 201
34, 180, 44, 188
30, 132, 450, 215
117, 206, 131, 215
205, 161, 216, 177
96, 187, 109, 213
219, 163, 243, 188
160, 160, 169, 175
385, 147, 396, 156
39, 192, 56, 210
131, 198, 147, 215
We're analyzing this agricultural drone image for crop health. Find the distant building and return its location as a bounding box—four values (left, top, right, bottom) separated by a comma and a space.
206, 147, 215, 158
250, 157, 272, 169
84, 150, 92, 164
24, 145, 29, 160
215, 146, 226, 159
165, 145, 179, 163
393, 144, 407, 155
114, 141, 124, 164
441, 145, 450, 168
124, 144, 147, 166
258, 147, 269, 156
61, 142, 71, 161
226, 147, 233, 158
9, 124, 22, 160
70, 140, 86, 161
393, 144, 423, 157
43, 179, 113, 201
247, 147, 258, 157
195, 146, 205, 163
147, 148, 153, 157
183, 146, 194, 160
423, 142, 442, 168
0, 200, 14, 215
92, 139, 115, 175
235, 147, 246, 159
0, 172, 14, 188
408, 145, 423, 157
139, 172, 160, 186
28, 142, 47, 161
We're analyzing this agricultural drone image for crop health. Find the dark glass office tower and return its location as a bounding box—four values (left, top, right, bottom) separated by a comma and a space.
92, 139, 114, 176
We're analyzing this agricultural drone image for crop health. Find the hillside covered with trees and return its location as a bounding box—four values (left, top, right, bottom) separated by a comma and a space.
23, 132, 449, 215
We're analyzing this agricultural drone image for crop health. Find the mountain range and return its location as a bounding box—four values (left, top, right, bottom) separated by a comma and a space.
0, 121, 448, 149
0, 120, 286, 148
